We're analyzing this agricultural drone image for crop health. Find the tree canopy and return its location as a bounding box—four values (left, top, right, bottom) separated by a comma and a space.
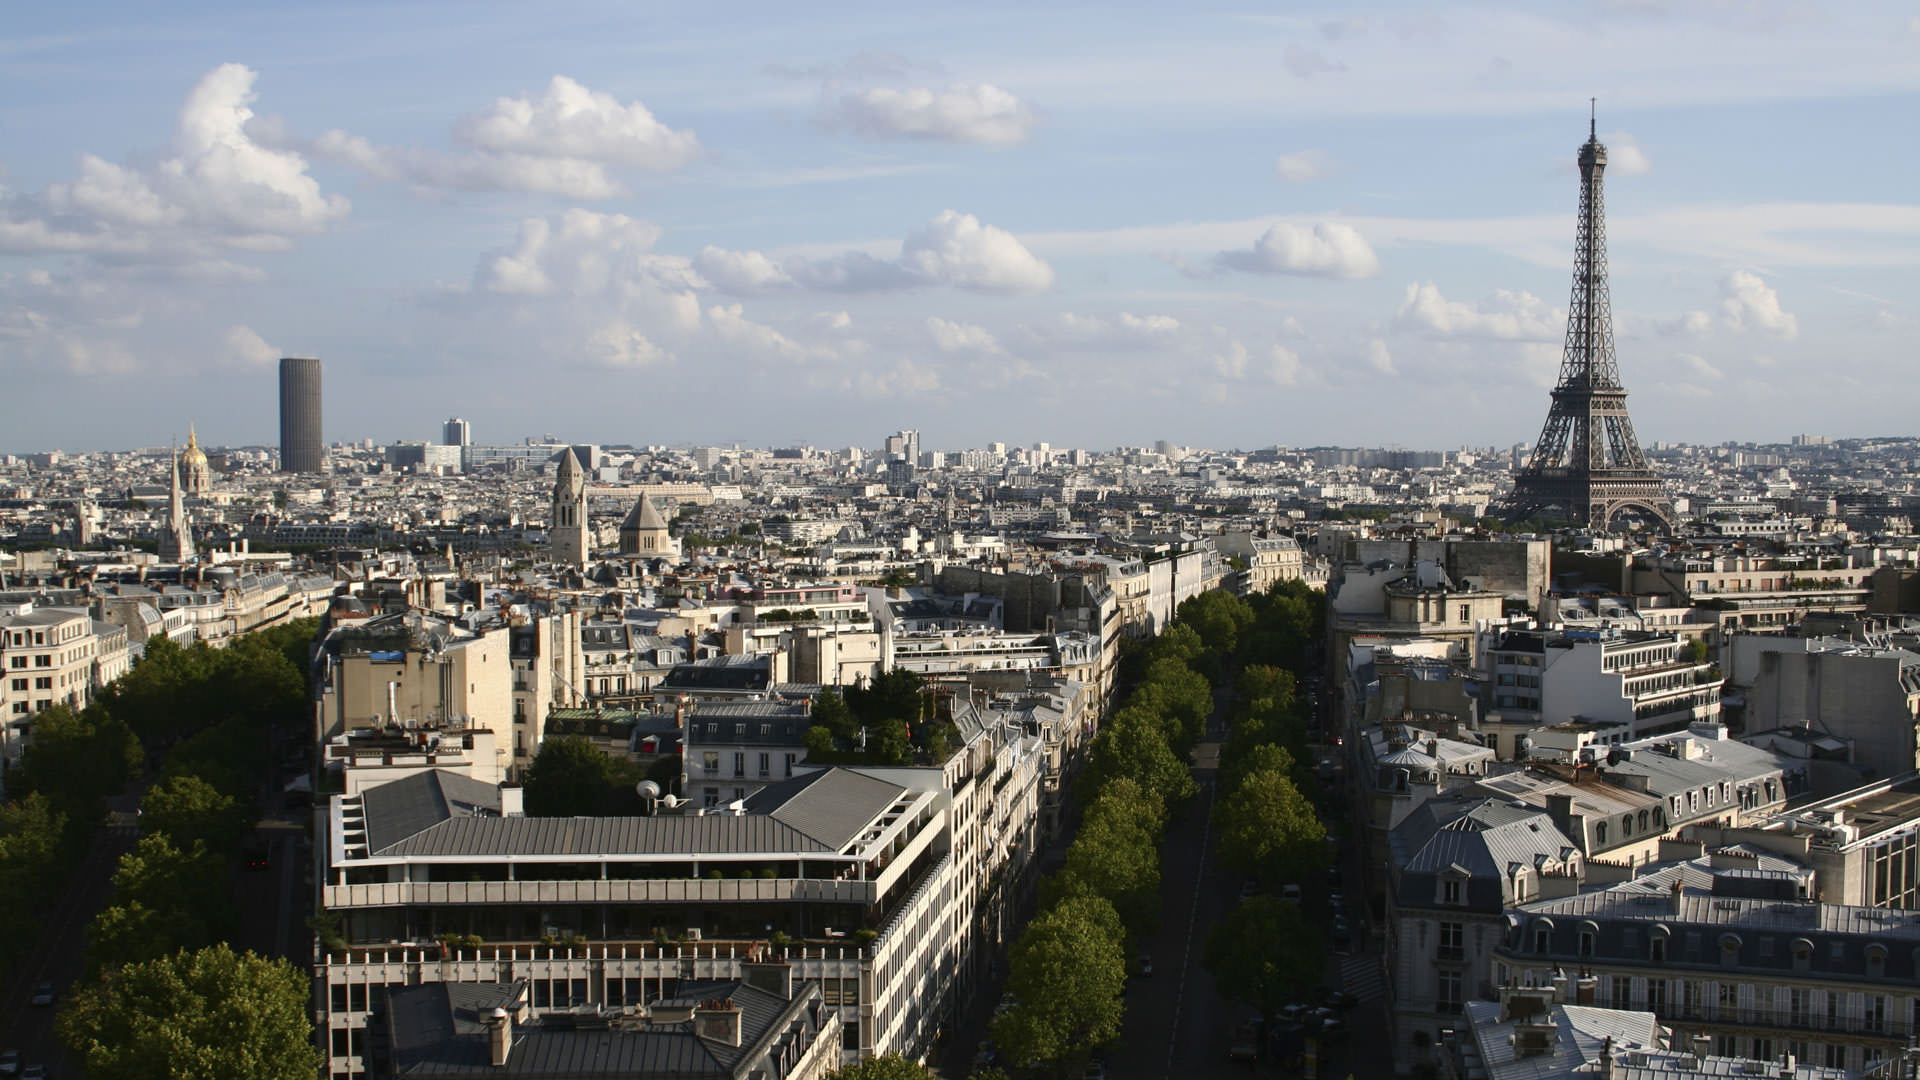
1214, 765, 1326, 888
58, 943, 321, 1080
1203, 894, 1324, 1017
825, 1055, 933, 1080
523, 736, 644, 817
991, 895, 1126, 1067
140, 774, 249, 856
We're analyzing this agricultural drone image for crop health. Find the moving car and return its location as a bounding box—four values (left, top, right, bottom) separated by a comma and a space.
1227, 1020, 1262, 1063
1135, 954, 1154, 977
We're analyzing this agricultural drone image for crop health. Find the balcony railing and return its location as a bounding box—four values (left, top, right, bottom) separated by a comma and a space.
323, 876, 878, 910
1660, 1004, 1910, 1039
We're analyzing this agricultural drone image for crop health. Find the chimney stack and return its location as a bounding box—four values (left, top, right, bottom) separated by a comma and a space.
694, 998, 742, 1047
1778, 1053, 1796, 1079
1689, 1034, 1711, 1068
741, 959, 793, 999
485, 1006, 513, 1067
1575, 974, 1597, 1006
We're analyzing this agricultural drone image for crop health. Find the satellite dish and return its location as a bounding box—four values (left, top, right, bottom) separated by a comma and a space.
636, 780, 662, 799
660, 794, 681, 809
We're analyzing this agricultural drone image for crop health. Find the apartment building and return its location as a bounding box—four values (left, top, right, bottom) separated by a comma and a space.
1731, 637, 1920, 778
0, 602, 129, 758
1692, 772, 1920, 910
1483, 627, 1722, 742
314, 709, 1047, 1078
1495, 868, 1920, 1075
1630, 554, 1872, 634
682, 702, 813, 806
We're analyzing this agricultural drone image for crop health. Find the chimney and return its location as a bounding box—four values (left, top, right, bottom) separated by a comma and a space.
1778, 1053, 1796, 1079
1689, 1034, 1711, 1068
484, 1006, 512, 1066
694, 998, 742, 1047
1599, 1036, 1615, 1080
1575, 974, 1597, 1006
1551, 968, 1571, 1004
741, 960, 793, 999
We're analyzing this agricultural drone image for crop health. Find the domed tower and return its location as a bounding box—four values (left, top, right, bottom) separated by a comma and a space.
180, 425, 212, 494
550, 448, 590, 566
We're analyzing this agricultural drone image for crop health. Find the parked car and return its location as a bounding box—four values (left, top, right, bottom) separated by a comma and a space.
1135, 953, 1154, 977
20, 1065, 45, 1080
1081, 1063, 1107, 1080
1319, 988, 1361, 1012
28, 982, 53, 1007
1237, 879, 1260, 901
1316, 1017, 1351, 1043
1280, 883, 1303, 904
1227, 1020, 1263, 1063
0, 1049, 19, 1076
245, 840, 272, 871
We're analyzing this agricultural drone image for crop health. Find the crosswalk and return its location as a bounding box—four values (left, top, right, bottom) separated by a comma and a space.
1336, 952, 1386, 1003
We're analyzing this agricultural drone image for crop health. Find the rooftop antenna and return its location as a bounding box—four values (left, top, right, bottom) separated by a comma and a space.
1589, 97, 1596, 139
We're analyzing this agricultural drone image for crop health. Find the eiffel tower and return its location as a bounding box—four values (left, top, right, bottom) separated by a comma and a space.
1501, 108, 1675, 532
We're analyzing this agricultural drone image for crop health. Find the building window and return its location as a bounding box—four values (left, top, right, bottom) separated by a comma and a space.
1442, 878, 1461, 904
784, 753, 796, 778
1650, 936, 1666, 963
1534, 927, 1549, 954
1578, 931, 1594, 958
702, 752, 719, 776
758, 752, 770, 778
733, 752, 745, 778
703, 787, 719, 808
1437, 970, 1462, 1013
1458, 604, 1471, 624
8, 678, 23, 692
32, 677, 51, 691
1438, 921, 1463, 961
1596, 822, 1608, 845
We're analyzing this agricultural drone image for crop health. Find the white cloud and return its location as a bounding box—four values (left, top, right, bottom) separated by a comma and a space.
1268, 344, 1307, 385
926, 316, 1004, 354
1273, 149, 1330, 183
815, 310, 854, 331
455, 76, 701, 169
1211, 340, 1249, 380
847, 358, 943, 398
61, 337, 137, 375
1282, 47, 1345, 79
1720, 270, 1798, 339
827, 83, 1036, 145
1395, 282, 1563, 340
1602, 131, 1651, 177
1677, 352, 1723, 381
305, 75, 698, 199
478, 209, 670, 296
1117, 312, 1180, 333
585, 321, 670, 368
693, 246, 794, 294
1366, 338, 1396, 375
898, 210, 1055, 292
222, 324, 277, 369
1217, 222, 1380, 279
1659, 309, 1714, 337
712, 210, 1053, 295
0, 63, 347, 258
707, 303, 817, 362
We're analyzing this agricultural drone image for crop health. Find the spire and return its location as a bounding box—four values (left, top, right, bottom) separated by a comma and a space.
1589, 97, 1596, 140
161, 449, 195, 562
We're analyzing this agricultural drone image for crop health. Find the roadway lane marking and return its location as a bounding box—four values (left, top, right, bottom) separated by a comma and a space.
1166, 774, 1216, 1079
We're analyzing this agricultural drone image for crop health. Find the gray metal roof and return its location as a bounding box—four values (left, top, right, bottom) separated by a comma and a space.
744, 768, 907, 850
362, 771, 504, 855
388, 979, 819, 1078
1398, 798, 1580, 910
377, 813, 832, 858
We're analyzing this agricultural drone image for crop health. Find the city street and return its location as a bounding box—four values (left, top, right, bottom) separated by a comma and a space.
0, 788, 144, 1079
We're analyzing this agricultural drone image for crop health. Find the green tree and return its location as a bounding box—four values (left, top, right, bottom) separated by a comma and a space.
0, 793, 67, 969
1214, 766, 1325, 888
844, 668, 926, 729
58, 943, 321, 1080
1235, 665, 1298, 710
825, 1054, 933, 1080
1052, 786, 1163, 936
809, 692, 858, 740
1177, 589, 1254, 655
1086, 711, 1195, 804
1134, 658, 1213, 748
522, 736, 616, 817
14, 704, 140, 848
991, 895, 1126, 1067
1202, 894, 1323, 1017
88, 832, 232, 972
803, 724, 841, 763
140, 774, 249, 856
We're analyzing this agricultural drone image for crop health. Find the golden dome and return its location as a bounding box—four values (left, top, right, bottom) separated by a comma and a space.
182, 426, 208, 467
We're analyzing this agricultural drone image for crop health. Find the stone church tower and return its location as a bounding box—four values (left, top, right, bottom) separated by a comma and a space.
549, 448, 589, 566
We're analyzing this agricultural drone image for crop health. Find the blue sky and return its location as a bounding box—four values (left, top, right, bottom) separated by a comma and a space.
3, 2, 1916, 453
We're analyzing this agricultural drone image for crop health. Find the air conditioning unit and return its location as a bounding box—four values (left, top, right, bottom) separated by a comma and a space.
685, 928, 702, 941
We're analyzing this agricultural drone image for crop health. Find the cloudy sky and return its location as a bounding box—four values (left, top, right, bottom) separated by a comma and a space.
3, 2, 1916, 455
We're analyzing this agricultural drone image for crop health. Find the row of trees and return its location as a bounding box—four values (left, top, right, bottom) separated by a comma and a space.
4, 620, 326, 1079
1197, 583, 1335, 1020
986, 602, 1238, 1074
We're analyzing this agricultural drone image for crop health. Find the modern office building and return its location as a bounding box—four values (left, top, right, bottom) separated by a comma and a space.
279, 356, 325, 474
442, 417, 471, 447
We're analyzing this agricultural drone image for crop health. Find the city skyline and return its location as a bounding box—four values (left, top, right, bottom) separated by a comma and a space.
3, 3, 1917, 454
